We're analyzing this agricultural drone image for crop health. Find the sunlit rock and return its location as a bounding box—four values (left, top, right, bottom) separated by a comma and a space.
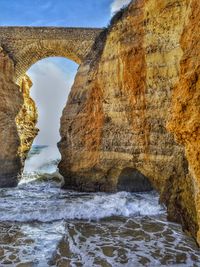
58, 0, 200, 244
0, 47, 23, 187
16, 74, 38, 163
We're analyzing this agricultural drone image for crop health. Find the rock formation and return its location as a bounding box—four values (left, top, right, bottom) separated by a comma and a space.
15, 75, 38, 163
0, 0, 199, 245
58, 0, 200, 243
0, 49, 38, 186
0, 27, 100, 183
0, 47, 22, 187
0, 27, 102, 80
167, 0, 200, 243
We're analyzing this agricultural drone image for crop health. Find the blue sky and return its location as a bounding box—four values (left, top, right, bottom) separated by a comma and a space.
0, 0, 131, 147
0, 0, 114, 27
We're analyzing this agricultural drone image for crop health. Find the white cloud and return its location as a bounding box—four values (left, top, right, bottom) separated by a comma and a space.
111, 0, 132, 15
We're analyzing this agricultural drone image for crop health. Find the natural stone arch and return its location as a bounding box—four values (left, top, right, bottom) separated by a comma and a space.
0, 27, 102, 81
0, 26, 102, 187
0, 26, 102, 162
15, 40, 82, 82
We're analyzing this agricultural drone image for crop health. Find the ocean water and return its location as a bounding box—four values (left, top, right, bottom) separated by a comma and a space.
0, 146, 199, 267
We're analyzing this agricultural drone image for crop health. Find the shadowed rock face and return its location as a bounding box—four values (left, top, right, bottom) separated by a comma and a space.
167, 0, 200, 244
0, 47, 23, 187
117, 168, 153, 192
58, 0, 200, 244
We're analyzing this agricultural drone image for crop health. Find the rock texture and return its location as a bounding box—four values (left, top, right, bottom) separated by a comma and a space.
15, 75, 38, 163
0, 27, 102, 80
0, 47, 23, 187
0, 0, 199, 245
0, 26, 100, 187
59, 0, 200, 243
0, 51, 38, 187
167, 0, 200, 243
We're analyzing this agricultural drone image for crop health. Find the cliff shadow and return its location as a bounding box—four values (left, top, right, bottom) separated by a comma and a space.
117, 168, 154, 192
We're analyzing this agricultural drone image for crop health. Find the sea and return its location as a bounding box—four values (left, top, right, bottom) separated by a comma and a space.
0, 146, 199, 267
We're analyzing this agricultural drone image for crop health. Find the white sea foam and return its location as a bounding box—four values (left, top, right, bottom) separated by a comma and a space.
0, 181, 165, 222
1, 147, 199, 267
24, 145, 60, 173
4, 144, 165, 223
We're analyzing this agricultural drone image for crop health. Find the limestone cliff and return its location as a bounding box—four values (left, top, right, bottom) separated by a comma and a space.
0, 49, 37, 186
16, 75, 38, 163
0, 47, 23, 187
59, 0, 200, 242
167, 0, 200, 243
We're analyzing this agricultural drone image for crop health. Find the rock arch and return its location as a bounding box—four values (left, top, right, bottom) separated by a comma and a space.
0, 27, 102, 81
0, 26, 102, 187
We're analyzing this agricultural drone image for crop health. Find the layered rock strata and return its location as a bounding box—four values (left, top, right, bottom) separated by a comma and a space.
16, 75, 38, 163
59, 0, 200, 243
0, 47, 23, 187
0, 0, 199, 245
167, 0, 200, 243
0, 49, 38, 186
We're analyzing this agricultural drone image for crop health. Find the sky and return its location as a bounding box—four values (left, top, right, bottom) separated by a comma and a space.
0, 0, 131, 27
27, 58, 78, 146
0, 0, 131, 146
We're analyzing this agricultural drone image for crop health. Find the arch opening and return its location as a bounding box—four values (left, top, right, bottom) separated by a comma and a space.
117, 168, 154, 192
16, 57, 78, 177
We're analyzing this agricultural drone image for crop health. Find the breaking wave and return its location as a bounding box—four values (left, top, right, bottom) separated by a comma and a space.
0, 181, 165, 222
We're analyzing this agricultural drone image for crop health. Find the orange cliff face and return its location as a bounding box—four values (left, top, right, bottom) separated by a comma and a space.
0, 48, 38, 187
0, 47, 23, 187
167, 0, 200, 244
58, 0, 200, 243
15, 75, 38, 164
0, 0, 198, 245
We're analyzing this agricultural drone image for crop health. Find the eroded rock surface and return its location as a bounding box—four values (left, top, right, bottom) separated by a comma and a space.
0, 47, 23, 187
0, 50, 38, 186
16, 75, 38, 163
167, 0, 200, 244
0, 0, 199, 245
59, 0, 200, 242
0, 27, 101, 187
